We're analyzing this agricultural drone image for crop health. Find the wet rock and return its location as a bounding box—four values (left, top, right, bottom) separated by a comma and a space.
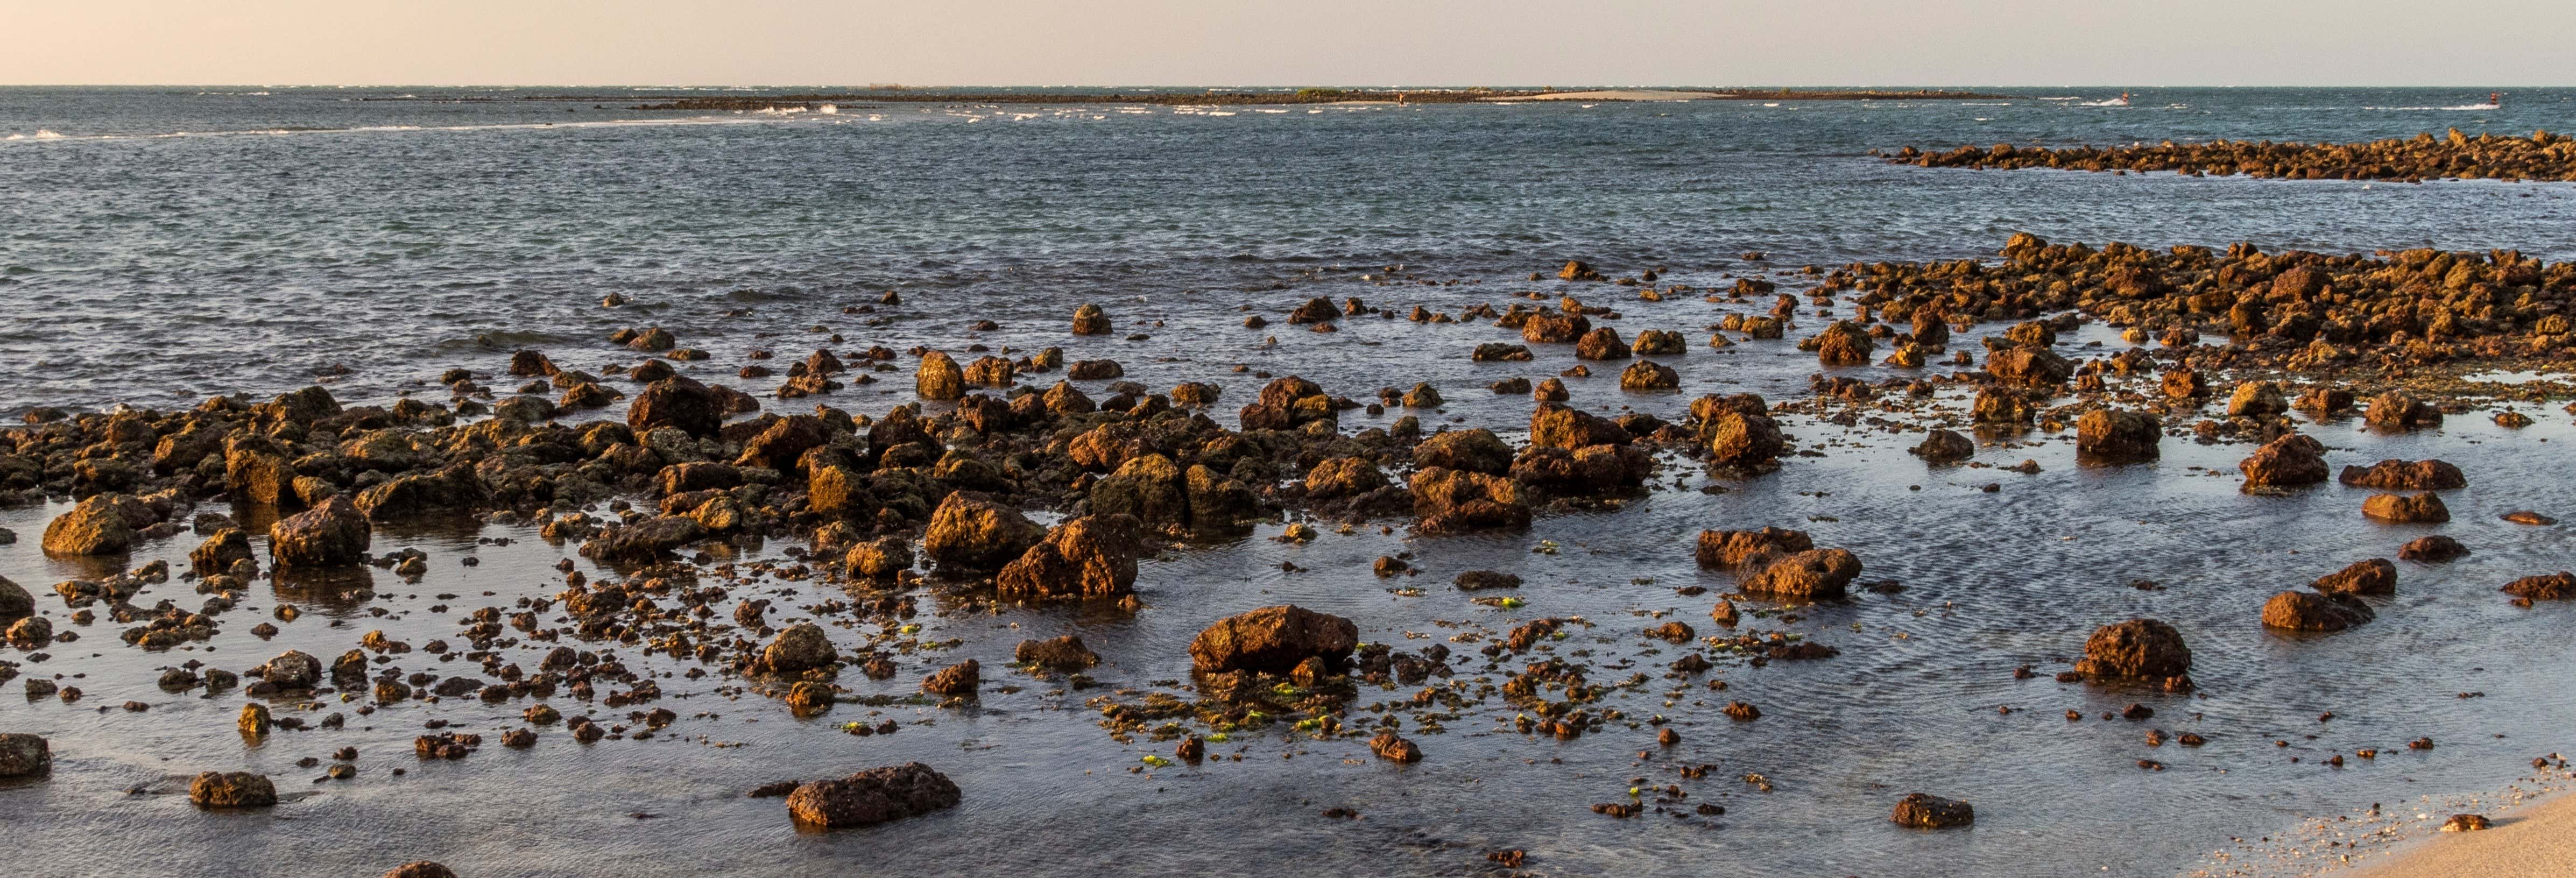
2338, 459, 2466, 490
5, 617, 50, 650
1573, 327, 1629, 360
384, 862, 460, 878
2361, 492, 2449, 523
843, 537, 914, 580
1890, 793, 1974, 829
0, 576, 29, 623
1401, 383, 1443, 407
785, 681, 834, 716
355, 468, 488, 520
627, 376, 726, 438
1070, 303, 1113, 335
1511, 443, 1652, 493
238, 703, 273, 736
2226, 381, 2288, 417
43, 493, 149, 557
1632, 329, 1687, 355
1014, 635, 1100, 670
915, 352, 964, 401
189, 529, 256, 577
756, 624, 838, 675
2441, 814, 2490, 833
994, 514, 1141, 600
2239, 434, 2328, 488
189, 771, 277, 808
2399, 535, 2469, 562
1521, 311, 1591, 344
1409, 468, 1529, 533
1709, 598, 1740, 627
1910, 429, 1973, 463
1369, 731, 1423, 763
1530, 405, 1631, 450
2262, 590, 2375, 632
1695, 527, 1812, 569
923, 494, 1046, 572
2502, 572, 2576, 600
920, 659, 979, 697
2075, 409, 2160, 462
1812, 320, 1875, 366
736, 415, 828, 473
1413, 429, 1513, 475
1189, 605, 1357, 674
1455, 571, 1522, 591
1302, 457, 1388, 500
1617, 359, 1678, 391
1985, 347, 2072, 387
1741, 548, 1860, 600
259, 650, 322, 690
2364, 392, 2443, 430
2314, 559, 2397, 596
784, 763, 961, 828
2502, 511, 2556, 526
578, 515, 703, 562
1471, 343, 1533, 362
0, 733, 47, 777
2073, 619, 2192, 686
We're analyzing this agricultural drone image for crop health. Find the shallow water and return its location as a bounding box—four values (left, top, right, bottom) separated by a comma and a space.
3, 86, 2576, 878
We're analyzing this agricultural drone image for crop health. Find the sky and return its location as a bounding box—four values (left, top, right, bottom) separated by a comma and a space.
4, 0, 2570, 87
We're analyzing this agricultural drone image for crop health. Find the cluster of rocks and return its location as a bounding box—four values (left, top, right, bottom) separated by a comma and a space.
1890, 129, 2576, 183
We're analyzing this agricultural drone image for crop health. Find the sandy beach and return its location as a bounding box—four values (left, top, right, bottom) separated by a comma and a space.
2347, 788, 2576, 878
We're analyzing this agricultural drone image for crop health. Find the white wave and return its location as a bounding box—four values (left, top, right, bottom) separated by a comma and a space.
817, 104, 838, 115
2074, 99, 2129, 107
0, 116, 813, 145
32, 129, 63, 139
2363, 104, 2498, 111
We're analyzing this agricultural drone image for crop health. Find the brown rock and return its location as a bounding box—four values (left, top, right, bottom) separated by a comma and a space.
1369, 731, 1423, 763
1413, 429, 1513, 475
2240, 434, 2328, 488
785, 763, 961, 827
188, 771, 277, 808
915, 352, 964, 401
920, 659, 979, 697
1189, 605, 1358, 674
41, 493, 139, 556
2398, 535, 2468, 562
384, 863, 460, 878
1303, 457, 1388, 500
268, 495, 371, 567
1911, 429, 1973, 463
2261, 590, 2375, 632
1573, 327, 1629, 360
757, 623, 837, 674
2073, 619, 2192, 684
2362, 492, 2449, 523
1014, 635, 1100, 670
2076, 409, 2161, 462
1740, 548, 1860, 599
627, 376, 725, 438
2338, 459, 2466, 490
1695, 527, 1813, 568
994, 515, 1141, 600
2502, 572, 2576, 600
2314, 558, 2397, 596
922, 493, 1046, 572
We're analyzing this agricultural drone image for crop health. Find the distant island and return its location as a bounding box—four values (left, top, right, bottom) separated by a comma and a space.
567, 87, 2015, 111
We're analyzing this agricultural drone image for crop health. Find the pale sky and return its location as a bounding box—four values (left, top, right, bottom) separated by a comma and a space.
5, 0, 2569, 87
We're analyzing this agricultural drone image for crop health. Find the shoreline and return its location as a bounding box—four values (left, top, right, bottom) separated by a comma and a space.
2342, 766, 2576, 878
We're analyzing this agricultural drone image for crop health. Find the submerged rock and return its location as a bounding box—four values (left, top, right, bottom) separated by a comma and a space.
1014, 635, 1100, 670
2361, 492, 2450, 523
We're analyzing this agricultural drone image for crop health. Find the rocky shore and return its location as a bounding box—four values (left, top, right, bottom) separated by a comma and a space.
1887, 130, 2576, 183
3, 232, 2573, 875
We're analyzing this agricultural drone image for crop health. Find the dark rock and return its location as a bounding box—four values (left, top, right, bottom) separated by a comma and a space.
1911, 429, 1973, 463
2338, 459, 2466, 490
0, 733, 48, 777
922, 494, 1046, 572
920, 659, 979, 697
2240, 434, 2328, 488
756, 623, 838, 674
188, 771, 277, 808
1413, 429, 1514, 475
627, 377, 726, 438
2073, 619, 2192, 685
1454, 571, 1522, 591
1890, 793, 1974, 829
1014, 635, 1099, 670
1739, 548, 1860, 599
2076, 409, 2161, 462
2399, 535, 2468, 562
